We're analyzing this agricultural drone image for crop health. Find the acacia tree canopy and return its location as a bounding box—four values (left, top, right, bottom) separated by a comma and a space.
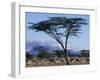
28, 17, 87, 49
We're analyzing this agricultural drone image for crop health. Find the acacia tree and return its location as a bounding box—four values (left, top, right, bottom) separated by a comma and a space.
28, 17, 87, 65
34, 46, 50, 59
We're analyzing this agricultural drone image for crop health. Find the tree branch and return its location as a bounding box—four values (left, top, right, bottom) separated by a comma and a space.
45, 28, 65, 50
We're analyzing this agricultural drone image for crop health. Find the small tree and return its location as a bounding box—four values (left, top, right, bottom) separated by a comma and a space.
53, 50, 64, 58
28, 17, 87, 65
34, 46, 50, 59
81, 50, 89, 57
37, 51, 49, 59
26, 52, 33, 62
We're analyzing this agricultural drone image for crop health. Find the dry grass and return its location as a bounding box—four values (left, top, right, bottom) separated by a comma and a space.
26, 57, 89, 67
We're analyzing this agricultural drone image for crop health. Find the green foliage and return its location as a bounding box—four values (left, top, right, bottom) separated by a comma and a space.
53, 50, 64, 58
37, 51, 50, 59
29, 17, 87, 38
26, 52, 33, 62
80, 50, 90, 57
34, 46, 50, 59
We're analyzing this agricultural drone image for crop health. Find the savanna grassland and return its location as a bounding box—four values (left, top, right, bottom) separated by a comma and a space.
26, 50, 89, 67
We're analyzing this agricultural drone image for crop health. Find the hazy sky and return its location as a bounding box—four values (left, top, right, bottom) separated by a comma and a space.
25, 12, 89, 51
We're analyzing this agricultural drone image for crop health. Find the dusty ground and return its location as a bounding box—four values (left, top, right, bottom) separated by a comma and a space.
26, 57, 89, 67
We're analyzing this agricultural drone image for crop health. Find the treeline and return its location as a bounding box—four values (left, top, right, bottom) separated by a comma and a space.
26, 46, 89, 61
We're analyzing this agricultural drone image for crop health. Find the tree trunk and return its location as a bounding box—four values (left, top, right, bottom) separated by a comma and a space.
64, 33, 69, 65
64, 49, 69, 65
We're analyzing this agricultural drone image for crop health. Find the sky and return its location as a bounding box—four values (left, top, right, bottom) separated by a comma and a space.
25, 12, 90, 51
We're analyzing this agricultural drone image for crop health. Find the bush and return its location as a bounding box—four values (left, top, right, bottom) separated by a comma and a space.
53, 50, 64, 58
26, 52, 33, 62
35, 46, 50, 59
80, 50, 89, 57
37, 51, 50, 59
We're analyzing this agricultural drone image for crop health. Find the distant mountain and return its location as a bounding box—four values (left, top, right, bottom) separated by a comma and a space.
26, 41, 60, 55
26, 41, 81, 56
67, 49, 80, 54
26, 41, 43, 51
26, 40, 61, 51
